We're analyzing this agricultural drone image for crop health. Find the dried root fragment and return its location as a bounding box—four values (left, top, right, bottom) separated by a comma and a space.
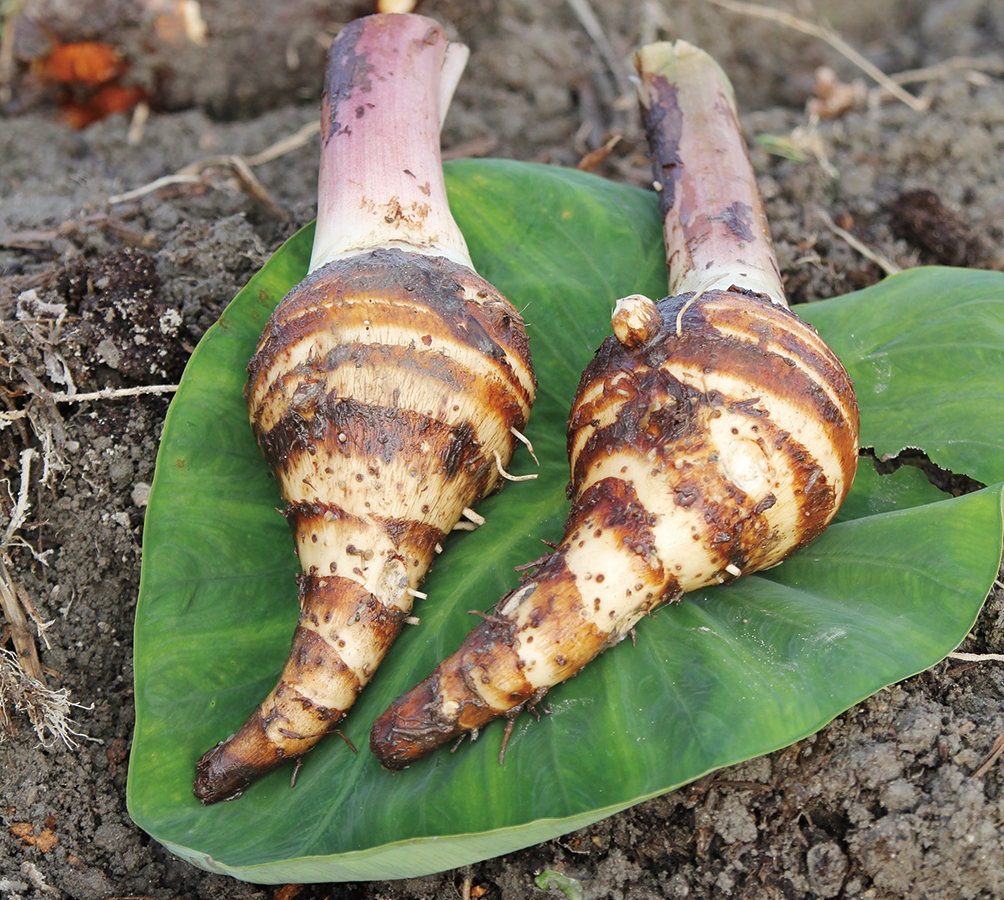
0, 648, 92, 749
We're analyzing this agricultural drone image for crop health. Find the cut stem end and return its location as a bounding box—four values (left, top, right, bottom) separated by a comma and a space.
309, 14, 474, 274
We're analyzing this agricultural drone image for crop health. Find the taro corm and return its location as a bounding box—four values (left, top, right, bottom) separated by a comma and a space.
370, 40, 859, 769
193, 12, 536, 804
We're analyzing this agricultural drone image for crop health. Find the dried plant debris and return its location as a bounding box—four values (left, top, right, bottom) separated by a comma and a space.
806, 66, 867, 119
12, 18, 147, 127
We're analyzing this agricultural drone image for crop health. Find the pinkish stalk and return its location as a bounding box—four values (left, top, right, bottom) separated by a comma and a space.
309, 14, 472, 274
635, 40, 786, 308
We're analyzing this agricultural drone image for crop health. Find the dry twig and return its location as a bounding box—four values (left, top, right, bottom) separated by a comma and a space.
0, 384, 180, 429
0, 559, 43, 682
972, 732, 1004, 779
564, 0, 633, 97
0, 215, 155, 250
177, 154, 288, 221
107, 174, 202, 206
888, 55, 1004, 86
108, 110, 498, 216
948, 651, 1004, 664
244, 120, 320, 166
0, 449, 51, 683
816, 209, 902, 276
108, 118, 322, 215
706, 0, 928, 112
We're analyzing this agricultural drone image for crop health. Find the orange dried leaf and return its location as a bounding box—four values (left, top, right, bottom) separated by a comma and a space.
60, 84, 147, 129
30, 829, 59, 852
60, 100, 101, 129
90, 83, 147, 116
273, 885, 304, 900
40, 41, 126, 86
9, 822, 59, 852
806, 66, 867, 119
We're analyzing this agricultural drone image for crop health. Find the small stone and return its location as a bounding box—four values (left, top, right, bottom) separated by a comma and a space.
131, 482, 151, 507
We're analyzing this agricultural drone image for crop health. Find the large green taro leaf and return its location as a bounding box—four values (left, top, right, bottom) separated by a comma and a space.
128, 160, 1004, 883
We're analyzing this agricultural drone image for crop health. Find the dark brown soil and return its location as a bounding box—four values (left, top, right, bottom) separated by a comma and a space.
2, 1, 1004, 898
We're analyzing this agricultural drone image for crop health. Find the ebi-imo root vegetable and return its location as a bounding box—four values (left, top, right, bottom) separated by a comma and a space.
193, 13, 536, 803
370, 40, 859, 769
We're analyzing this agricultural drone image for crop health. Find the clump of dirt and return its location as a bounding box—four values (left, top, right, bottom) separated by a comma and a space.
62, 246, 187, 384
890, 189, 990, 267
2, 1, 1004, 899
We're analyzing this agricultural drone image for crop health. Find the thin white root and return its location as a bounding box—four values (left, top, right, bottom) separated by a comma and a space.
2, 385, 179, 444
10, 384, 180, 407
434, 542, 443, 554
675, 294, 699, 338
725, 563, 742, 577
452, 521, 479, 531
2, 448, 36, 551
675, 279, 722, 337
0, 647, 98, 749
493, 449, 539, 482
405, 615, 421, 625
510, 426, 540, 466
675, 270, 755, 338
461, 507, 486, 526
406, 588, 428, 600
